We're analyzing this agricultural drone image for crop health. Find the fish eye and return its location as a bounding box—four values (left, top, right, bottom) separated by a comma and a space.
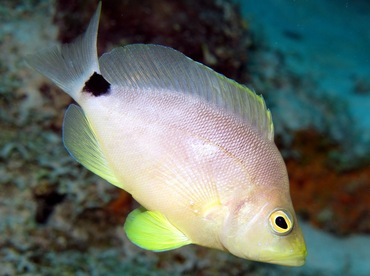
269, 209, 293, 236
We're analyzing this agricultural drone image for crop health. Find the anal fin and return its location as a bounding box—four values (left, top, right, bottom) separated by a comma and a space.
124, 207, 191, 251
63, 104, 122, 188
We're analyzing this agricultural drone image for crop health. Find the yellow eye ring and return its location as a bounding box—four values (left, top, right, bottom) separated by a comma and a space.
269, 209, 293, 236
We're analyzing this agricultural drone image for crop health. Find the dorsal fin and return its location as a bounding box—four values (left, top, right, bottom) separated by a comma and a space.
99, 44, 274, 141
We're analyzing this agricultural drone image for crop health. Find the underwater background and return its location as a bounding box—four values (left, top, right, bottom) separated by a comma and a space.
0, 0, 369, 275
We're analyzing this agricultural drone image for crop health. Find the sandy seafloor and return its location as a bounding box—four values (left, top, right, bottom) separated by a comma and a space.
1, 0, 370, 275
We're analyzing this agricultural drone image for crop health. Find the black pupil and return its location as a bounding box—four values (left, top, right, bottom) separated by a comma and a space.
275, 216, 288, 229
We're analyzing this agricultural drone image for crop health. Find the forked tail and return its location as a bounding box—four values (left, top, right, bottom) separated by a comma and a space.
26, 2, 102, 102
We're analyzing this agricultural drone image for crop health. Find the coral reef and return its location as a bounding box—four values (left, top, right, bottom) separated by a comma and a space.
242, 0, 370, 237
247, 40, 370, 236
286, 130, 370, 236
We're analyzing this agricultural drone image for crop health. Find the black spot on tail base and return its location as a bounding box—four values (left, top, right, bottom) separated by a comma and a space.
83, 72, 111, 96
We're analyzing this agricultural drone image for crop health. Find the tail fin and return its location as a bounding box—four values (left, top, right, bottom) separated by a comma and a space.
26, 2, 101, 101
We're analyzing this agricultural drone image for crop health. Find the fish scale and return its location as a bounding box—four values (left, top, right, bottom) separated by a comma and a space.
26, 2, 306, 266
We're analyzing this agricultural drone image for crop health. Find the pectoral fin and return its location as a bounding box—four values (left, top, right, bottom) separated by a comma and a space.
124, 207, 191, 251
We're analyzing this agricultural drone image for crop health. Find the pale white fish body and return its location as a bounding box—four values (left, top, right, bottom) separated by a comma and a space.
78, 90, 226, 247
26, 3, 307, 266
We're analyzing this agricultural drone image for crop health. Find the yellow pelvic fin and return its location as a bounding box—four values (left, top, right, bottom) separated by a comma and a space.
124, 208, 191, 252
62, 104, 122, 188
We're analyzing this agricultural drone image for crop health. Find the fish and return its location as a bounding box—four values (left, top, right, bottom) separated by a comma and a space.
26, 2, 307, 266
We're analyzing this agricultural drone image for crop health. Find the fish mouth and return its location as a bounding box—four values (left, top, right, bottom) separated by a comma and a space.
260, 246, 307, 267
266, 255, 306, 267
